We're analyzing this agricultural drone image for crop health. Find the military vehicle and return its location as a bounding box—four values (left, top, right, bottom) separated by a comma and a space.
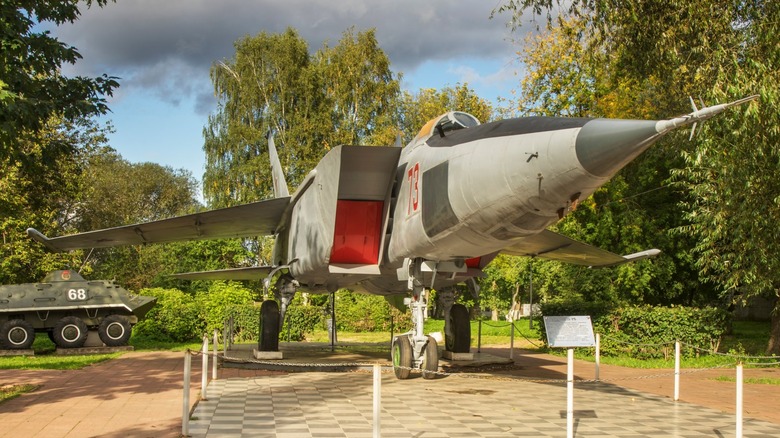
0, 270, 156, 350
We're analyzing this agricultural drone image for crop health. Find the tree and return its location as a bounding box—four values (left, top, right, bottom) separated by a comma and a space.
0, 116, 108, 284
497, 0, 780, 353
1, 1, 118, 160
203, 27, 401, 209
398, 84, 494, 144
317, 28, 401, 147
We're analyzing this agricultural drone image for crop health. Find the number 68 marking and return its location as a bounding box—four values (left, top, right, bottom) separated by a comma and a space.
68, 289, 87, 300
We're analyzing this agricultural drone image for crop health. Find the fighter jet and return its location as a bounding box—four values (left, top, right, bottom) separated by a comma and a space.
28, 95, 756, 379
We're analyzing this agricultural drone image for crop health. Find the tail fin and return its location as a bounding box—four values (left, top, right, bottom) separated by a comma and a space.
268, 133, 290, 198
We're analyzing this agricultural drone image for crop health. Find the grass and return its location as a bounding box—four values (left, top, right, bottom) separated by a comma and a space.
0, 384, 38, 404
714, 375, 780, 385
0, 319, 772, 372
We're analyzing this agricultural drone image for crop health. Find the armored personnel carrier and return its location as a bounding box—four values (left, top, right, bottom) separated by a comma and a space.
0, 270, 156, 349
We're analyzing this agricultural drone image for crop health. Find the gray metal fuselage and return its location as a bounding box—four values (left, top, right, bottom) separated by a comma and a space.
278, 115, 665, 295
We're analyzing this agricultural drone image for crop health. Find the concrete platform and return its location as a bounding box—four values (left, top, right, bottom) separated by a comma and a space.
54, 345, 134, 355
222, 341, 513, 372
0, 348, 34, 356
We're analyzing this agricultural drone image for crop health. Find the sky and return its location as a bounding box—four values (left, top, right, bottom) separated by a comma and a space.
47, 1, 532, 197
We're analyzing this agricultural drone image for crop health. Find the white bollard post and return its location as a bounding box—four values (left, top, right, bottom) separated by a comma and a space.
201, 335, 208, 400
674, 341, 680, 401
595, 333, 600, 381
567, 348, 574, 438
736, 363, 743, 438
182, 350, 191, 437
373, 364, 381, 438
509, 320, 515, 360
213, 329, 218, 380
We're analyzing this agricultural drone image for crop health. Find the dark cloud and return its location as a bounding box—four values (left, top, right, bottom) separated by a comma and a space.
52, 0, 523, 114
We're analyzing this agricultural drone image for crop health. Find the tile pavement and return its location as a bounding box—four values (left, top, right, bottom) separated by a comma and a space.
188, 370, 780, 437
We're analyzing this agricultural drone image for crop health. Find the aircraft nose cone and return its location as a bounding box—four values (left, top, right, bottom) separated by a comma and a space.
575, 119, 661, 177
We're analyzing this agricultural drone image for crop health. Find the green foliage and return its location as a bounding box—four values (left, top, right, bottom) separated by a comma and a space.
334, 290, 412, 333
1, 1, 118, 159
497, 0, 780, 354
399, 84, 494, 143
282, 305, 323, 341
539, 301, 730, 359
196, 282, 256, 336
0, 384, 37, 403
204, 27, 401, 208
134, 288, 204, 342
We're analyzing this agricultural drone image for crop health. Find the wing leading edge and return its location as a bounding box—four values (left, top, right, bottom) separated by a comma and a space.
27, 196, 291, 252
502, 229, 660, 267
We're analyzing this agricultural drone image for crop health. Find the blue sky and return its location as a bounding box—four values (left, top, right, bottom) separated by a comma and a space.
48, 1, 531, 198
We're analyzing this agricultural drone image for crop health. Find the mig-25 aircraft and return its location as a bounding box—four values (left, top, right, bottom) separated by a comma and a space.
28, 95, 756, 379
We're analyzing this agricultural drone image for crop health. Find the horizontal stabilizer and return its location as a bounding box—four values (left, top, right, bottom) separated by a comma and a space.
27, 196, 291, 252
171, 266, 273, 281
502, 230, 660, 268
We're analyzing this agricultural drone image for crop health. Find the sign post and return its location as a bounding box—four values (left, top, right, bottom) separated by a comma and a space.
543, 316, 596, 438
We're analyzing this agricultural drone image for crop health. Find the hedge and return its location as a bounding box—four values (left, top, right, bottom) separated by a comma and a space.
539, 300, 730, 359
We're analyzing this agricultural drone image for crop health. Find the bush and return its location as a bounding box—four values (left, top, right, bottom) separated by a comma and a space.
134, 288, 204, 342
281, 305, 323, 341
334, 290, 412, 332
196, 282, 255, 335
538, 300, 730, 359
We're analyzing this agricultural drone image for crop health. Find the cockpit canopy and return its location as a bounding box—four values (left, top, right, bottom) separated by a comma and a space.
413, 111, 481, 143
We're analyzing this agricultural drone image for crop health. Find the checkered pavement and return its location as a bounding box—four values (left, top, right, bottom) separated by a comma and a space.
188, 370, 780, 437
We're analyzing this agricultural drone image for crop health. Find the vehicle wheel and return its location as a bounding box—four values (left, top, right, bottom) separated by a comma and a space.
259, 300, 280, 351
445, 303, 470, 353
392, 336, 413, 379
0, 319, 35, 349
52, 316, 88, 348
421, 336, 439, 380
98, 315, 132, 346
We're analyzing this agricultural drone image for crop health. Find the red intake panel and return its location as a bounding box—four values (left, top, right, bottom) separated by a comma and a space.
465, 257, 481, 268
330, 200, 384, 264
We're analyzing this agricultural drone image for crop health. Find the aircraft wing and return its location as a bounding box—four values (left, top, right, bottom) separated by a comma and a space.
27, 197, 291, 252
502, 229, 660, 267
171, 266, 273, 281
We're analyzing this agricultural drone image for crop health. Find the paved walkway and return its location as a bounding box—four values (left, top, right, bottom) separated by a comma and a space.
0, 347, 778, 437
0, 351, 198, 437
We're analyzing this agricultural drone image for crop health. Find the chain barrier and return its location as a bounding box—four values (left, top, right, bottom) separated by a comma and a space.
187, 347, 744, 385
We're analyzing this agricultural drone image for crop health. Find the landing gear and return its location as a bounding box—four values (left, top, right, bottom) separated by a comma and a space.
392, 336, 412, 379
391, 258, 439, 379
446, 304, 470, 353
421, 335, 439, 379
257, 273, 298, 352
259, 300, 280, 351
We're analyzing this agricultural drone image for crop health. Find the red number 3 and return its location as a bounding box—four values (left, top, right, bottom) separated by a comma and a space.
407, 162, 420, 215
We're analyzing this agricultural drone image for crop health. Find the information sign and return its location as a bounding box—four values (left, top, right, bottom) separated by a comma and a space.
543, 315, 596, 348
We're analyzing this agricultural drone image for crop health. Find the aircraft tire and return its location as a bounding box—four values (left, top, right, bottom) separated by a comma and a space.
392, 336, 413, 379
53, 316, 88, 348
446, 303, 470, 353
421, 335, 439, 379
98, 315, 132, 346
259, 300, 280, 351
0, 319, 35, 349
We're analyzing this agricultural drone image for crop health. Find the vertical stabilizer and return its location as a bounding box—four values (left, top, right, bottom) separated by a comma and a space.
268, 134, 290, 198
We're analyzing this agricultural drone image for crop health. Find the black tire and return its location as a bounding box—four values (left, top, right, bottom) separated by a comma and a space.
53, 316, 88, 348
259, 300, 280, 351
98, 315, 132, 346
445, 303, 471, 353
421, 336, 439, 380
392, 336, 413, 379
0, 319, 35, 349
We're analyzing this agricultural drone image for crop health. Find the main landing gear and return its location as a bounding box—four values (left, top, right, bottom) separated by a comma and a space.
258, 272, 298, 353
